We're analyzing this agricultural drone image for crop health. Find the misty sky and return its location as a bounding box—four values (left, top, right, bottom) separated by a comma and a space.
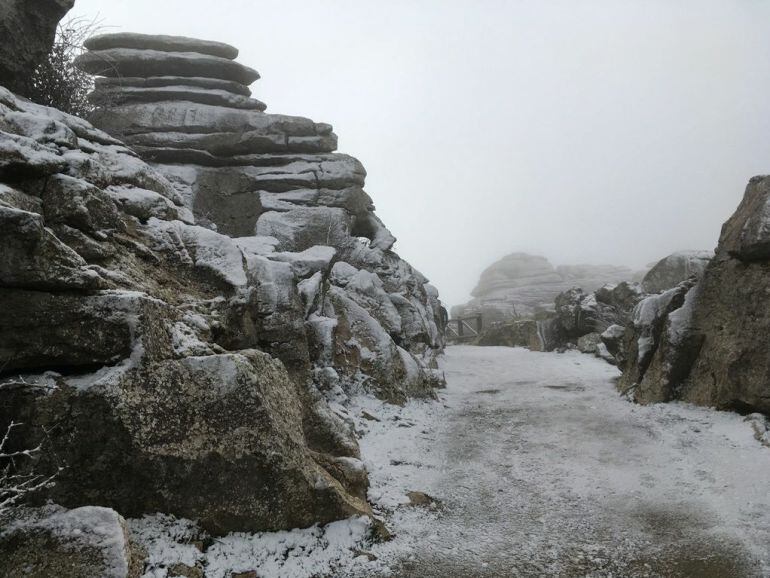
73, 0, 770, 307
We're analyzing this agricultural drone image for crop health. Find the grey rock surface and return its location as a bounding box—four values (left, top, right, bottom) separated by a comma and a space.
0, 33, 445, 542
0, 506, 141, 578
75, 48, 259, 84
85, 32, 239, 60
641, 250, 713, 293
617, 176, 770, 414
0, 0, 75, 97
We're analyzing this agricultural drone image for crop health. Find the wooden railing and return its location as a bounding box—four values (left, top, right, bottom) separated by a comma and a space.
445, 315, 483, 343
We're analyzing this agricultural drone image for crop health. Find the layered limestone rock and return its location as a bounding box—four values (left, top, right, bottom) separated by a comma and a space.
453, 252, 635, 323
0, 32, 444, 537
618, 176, 770, 413
74, 33, 443, 399
0, 0, 75, 97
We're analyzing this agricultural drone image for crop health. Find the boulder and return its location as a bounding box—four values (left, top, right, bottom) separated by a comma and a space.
554, 282, 644, 342
0, 290, 173, 372
1, 351, 371, 534
641, 250, 713, 293
0, 0, 75, 97
0, 506, 141, 578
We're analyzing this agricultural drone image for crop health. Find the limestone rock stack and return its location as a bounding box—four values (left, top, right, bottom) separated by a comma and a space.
74, 33, 443, 397
453, 252, 635, 322
0, 32, 444, 539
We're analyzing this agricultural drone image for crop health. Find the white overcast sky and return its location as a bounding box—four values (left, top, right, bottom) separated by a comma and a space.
73, 0, 770, 307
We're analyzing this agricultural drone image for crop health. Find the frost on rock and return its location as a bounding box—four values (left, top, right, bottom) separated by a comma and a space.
0, 506, 134, 578
0, 29, 447, 576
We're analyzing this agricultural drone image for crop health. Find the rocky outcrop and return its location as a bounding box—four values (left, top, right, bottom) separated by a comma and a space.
618, 176, 770, 414
0, 33, 444, 536
453, 253, 635, 323
537, 249, 713, 364
0, 0, 75, 97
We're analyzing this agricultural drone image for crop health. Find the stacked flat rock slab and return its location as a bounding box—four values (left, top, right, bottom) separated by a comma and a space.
0, 35, 446, 541
78, 33, 265, 112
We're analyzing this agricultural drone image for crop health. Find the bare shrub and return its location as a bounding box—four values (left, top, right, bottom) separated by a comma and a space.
27, 16, 101, 117
0, 377, 63, 515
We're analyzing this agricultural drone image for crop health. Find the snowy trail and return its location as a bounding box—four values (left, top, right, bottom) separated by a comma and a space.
350, 345, 770, 577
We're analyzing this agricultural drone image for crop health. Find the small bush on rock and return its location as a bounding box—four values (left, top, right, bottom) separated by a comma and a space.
28, 16, 99, 117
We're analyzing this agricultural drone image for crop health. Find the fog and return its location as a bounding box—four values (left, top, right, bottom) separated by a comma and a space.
73, 0, 770, 307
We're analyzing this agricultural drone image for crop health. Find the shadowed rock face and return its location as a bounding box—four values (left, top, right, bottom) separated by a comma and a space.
0, 33, 445, 535
0, 0, 75, 97
618, 176, 770, 414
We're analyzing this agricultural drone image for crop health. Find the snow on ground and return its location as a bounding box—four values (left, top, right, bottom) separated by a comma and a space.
129, 514, 375, 578
130, 345, 770, 577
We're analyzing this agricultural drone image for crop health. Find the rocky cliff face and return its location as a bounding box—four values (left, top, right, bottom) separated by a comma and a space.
618, 177, 770, 414
453, 252, 635, 322
0, 33, 444, 536
0, 0, 75, 97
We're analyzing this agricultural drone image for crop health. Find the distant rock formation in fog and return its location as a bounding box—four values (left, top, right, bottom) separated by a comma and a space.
452, 252, 637, 323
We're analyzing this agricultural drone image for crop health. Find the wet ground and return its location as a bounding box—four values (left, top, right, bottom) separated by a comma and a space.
354, 346, 770, 578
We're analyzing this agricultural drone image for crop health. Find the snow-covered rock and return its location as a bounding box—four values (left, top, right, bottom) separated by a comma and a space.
640, 249, 713, 294
617, 176, 770, 413
0, 506, 139, 578
0, 32, 446, 549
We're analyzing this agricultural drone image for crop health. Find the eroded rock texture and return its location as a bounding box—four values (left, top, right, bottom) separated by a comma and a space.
0, 34, 444, 535
618, 176, 770, 414
0, 506, 142, 578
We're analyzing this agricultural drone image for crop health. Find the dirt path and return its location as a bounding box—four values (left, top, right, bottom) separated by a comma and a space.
352, 346, 770, 577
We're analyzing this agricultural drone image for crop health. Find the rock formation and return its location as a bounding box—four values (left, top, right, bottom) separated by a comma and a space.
618, 176, 770, 414
547, 251, 713, 365
0, 0, 75, 97
466, 249, 715, 360
0, 506, 143, 578
0, 32, 444, 541
640, 250, 713, 294
453, 252, 635, 323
